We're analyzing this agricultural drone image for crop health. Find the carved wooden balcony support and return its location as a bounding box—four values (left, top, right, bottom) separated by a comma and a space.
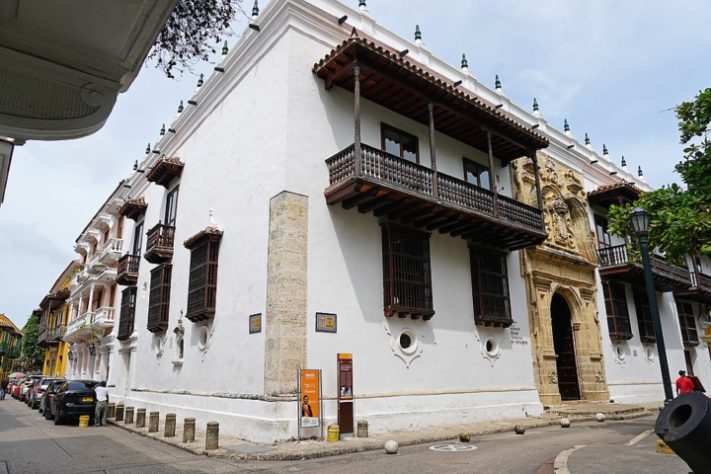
146, 156, 184, 188
119, 197, 147, 221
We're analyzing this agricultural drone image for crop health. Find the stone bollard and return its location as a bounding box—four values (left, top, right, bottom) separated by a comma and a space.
115, 403, 125, 422
183, 417, 196, 443
107, 403, 116, 419
357, 420, 369, 438
164, 413, 176, 438
136, 408, 146, 428
205, 421, 219, 450
148, 411, 159, 433
125, 406, 134, 424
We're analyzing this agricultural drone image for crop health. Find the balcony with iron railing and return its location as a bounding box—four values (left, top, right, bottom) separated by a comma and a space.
116, 254, 140, 285
325, 144, 546, 250
144, 223, 175, 264
598, 244, 691, 292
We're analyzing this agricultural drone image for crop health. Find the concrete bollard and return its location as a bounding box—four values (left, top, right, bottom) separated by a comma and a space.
183, 417, 196, 443
148, 411, 159, 433
164, 413, 176, 438
125, 406, 134, 424
205, 421, 219, 450
107, 403, 116, 419
115, 403, 125, 422
357, 420, 369, 438
136, 408, 146, 428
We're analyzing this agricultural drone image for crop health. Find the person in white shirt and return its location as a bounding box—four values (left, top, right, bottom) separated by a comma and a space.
94, 381, 109, 426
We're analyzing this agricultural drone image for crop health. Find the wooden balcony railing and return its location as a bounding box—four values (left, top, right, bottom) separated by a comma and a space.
598, 244, 691, 291
116, 254, 140, 285
144, 223, 175, 264
326, 144, 546, 250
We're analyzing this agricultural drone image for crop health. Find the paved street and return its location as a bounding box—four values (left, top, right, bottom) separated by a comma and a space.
0, 398, 689, 473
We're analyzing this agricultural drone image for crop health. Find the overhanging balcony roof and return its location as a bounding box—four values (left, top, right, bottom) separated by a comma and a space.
313, 36, 549, 163
598, 244, 691, 292
588, 181, 641, 208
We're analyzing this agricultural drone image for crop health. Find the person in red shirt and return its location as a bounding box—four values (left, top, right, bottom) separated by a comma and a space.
676, 370, 695, 396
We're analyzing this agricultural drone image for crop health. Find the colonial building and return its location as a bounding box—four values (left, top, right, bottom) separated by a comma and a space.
64, 186, 125, 381
37, 261, 80, 377
53, 0, 710, 443
0, 313, 22, 379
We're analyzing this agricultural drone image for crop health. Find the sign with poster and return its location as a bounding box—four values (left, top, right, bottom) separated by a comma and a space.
315, 312, 337, 333
337, 353, 354, 436
299, 369, 321, 429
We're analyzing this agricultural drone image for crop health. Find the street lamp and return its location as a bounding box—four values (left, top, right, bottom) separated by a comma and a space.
629, 207, 674, 403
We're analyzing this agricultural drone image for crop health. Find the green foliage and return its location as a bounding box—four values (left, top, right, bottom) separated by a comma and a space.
148, 0, 243, 77
609, 88, 711, 261
20, 313, 43, 372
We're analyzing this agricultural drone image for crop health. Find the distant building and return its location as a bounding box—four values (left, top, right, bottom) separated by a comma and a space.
0, 314, 22, 379
37, 261, 80, 377
56, 0, 710, 442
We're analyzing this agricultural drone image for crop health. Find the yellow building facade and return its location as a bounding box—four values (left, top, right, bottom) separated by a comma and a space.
0, 313, 22, 380
38, 261, 80, 378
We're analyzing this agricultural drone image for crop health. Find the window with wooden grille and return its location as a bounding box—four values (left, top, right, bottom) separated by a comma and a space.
470, 249, 512, 327
118, 287, 137, 341
602, 280, 633, 340
676, 300, 699, 347
381, 223, 434, 319
381, 123, 419, 163
147, 264, 172, 333
184, 229, 222, 323
632, 287, 655, 343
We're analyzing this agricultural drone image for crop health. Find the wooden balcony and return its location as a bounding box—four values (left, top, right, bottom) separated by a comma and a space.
146, 156, 183, 188
144, 223, 175, 264
116, 254, 140, 285
118, 287, 136, 341
598, 244, 691, 291
119, 197, 147, 221
674, 271, 711, 304
325, 144, 546, 250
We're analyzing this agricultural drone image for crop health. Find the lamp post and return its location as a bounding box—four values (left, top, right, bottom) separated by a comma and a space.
629, 208, 674, 403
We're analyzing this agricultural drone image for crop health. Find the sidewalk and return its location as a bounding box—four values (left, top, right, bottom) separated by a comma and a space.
560, 429, 690, 474
108, 401, 660, 461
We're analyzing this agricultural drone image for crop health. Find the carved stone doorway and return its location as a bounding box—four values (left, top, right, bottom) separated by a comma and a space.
551, 294, 580, 400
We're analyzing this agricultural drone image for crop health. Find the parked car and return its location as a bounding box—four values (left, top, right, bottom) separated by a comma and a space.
11, 377, 25, 398
40, 379, 66, 416
20, 375, 42, 402
30, 377, 63, 409
48, 380, 99, 425
7, 372, 25, 397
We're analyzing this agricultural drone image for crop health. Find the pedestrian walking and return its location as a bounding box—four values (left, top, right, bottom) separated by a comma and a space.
94, 381, 109, 426
0, 379, 7, 400
675, 370, 694, 396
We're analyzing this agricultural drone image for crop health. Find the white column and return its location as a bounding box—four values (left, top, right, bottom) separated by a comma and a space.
87, 284, 95, 313
77, 296, 84, 317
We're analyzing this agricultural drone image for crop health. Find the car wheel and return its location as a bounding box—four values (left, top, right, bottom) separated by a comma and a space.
54, 409, 63, 425
44, 407, 52, 420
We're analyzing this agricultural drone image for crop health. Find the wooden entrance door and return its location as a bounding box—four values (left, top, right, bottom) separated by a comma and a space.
551, 294, 580, 400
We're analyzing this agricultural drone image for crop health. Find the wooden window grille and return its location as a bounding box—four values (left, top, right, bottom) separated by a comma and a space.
147, 264, 172, 333
602, 280, 633, 340
470, 249, 512, 327
118, 287, 137, 341
381, 223, 434, 319
184, 230, 222, 323
632, 287, 656, 343
676, 300, 699, 347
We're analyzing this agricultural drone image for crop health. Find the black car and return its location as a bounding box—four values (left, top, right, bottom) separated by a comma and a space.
40, 379, 65, 415
48, 380, 99, 425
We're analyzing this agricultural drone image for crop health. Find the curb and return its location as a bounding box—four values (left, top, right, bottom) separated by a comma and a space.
109, 409, 655, 461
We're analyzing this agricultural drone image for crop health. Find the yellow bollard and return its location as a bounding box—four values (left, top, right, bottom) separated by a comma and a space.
79, 415, 90, 428
327, 424, 340, 442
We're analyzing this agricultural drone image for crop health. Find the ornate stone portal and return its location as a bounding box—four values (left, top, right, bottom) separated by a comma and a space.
512, 154, 609, 406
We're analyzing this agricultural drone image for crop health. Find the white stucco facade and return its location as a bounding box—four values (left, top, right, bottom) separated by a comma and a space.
56, 0, 711, 443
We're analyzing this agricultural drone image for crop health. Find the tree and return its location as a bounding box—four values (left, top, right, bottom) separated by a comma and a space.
20, 313, 43, 372
148, 0, 245, 77
608, 88, 711, 263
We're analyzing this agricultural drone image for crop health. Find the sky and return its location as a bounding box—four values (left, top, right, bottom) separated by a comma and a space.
1, 0, 710, 328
